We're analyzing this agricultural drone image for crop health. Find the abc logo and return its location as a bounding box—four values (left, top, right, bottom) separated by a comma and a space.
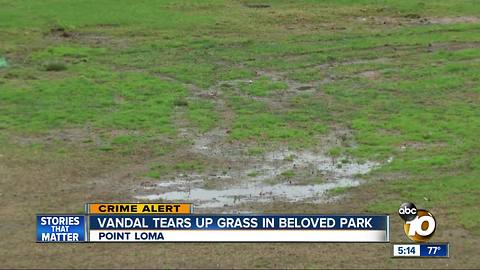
398, 202, 436, 242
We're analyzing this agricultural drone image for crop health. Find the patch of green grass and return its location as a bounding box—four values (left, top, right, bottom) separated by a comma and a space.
31, 45, 106, 61
328, 186, 352, 196
247, 147, 265, 156
0, 70, 186, 134
231, 112, 309, 141
173, 98, 189, 107
239, 77, 287, 96
109, 134, 140, 154
111, 135, 137, 145
308, 177, 325, 185
288, 68, 328, 83
281, 169, 295, 178
0, 0, 219, 29
98, 145, 113, 152
144, 170, 161, 179
173, 160, 205, 171
43, 61, 67, 71
228, 96, 327, 146
186, 100, 218, 132
328, 146, 342, 158
145, 160, 206, 179
219, 68, 255, 81
152, 144, 175, 157
247, 171, 261, 177
0, 57, 8, 68
153, 63, 217, 88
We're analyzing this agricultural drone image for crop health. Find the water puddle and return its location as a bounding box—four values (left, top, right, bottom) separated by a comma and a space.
136, 177, 361, 208
135, 149, 380, 209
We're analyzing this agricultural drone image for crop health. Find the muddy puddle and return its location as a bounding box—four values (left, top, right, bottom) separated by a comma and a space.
135, 74, 386, 211
135, 147, 381, 210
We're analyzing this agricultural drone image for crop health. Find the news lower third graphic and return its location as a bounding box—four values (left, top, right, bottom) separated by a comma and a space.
392, 202, 449, 258
37, 203, 388, 243
36, 202, 449, 258
87, 214, 388, 242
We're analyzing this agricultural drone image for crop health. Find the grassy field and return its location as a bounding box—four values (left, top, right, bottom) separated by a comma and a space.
1, 0, 479, 268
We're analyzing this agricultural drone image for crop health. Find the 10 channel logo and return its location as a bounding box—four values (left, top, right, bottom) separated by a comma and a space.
398, 202, 436, 242
393, 202, 448, 258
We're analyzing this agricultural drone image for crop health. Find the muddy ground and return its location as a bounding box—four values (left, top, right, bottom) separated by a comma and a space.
1, 145, 478, 268
134, 75, 384, 212
1, 1, 480, 267
1, 74, 478, 268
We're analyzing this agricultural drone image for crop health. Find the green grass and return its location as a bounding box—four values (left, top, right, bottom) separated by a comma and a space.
146, 160, 206, 179
0, 69, 187, 134
247, 171, 261, 177
328, 186, 352, 196
186, 100, 218, 132
247, 147, 265, 156
228, 96, 328, 145
281, 170, 295, 178
0, 57, 8, 68
239, 77, 287, 96
31, 45, 107, 61
173, 160, 205, 171
43, 61, 68, 71
1, 0, 479, 235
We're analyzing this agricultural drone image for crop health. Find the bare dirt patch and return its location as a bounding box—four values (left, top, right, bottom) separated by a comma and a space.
46, 25, 131, 49
11, 127, 142, 148
244, 3, 271, 9
358, 70, 381, 80
428, 16, 480, 25
358, 15, 480, 26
